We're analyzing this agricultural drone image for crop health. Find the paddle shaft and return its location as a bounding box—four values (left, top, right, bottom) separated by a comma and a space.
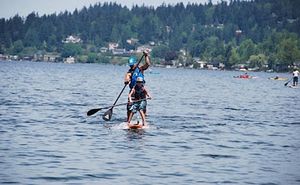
110, 98, 150, 109
112, 84, 127, 107
131, 54, 145, 74
285, 78, 293, 86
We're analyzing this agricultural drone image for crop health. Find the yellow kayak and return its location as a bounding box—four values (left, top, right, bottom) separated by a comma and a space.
268, 77, 288, 81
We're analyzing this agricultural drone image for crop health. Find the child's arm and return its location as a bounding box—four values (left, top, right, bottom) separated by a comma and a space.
144, 87, 152, 99
128, 89, 135, 102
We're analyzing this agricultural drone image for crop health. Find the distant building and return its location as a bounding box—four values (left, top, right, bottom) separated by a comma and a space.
0, 54, 8, 60
206, 64, 215, 70
100, 47, 108, 53
23, 56, 34, 61
149, 41, 155, 46
235, 29, 242, 36
64, 56, 75, 64
179, 49, 187, 56
10, 55, 19, 61
43, 54, 59, 62
287, 18, 298, 23
63, 35, 81, 44
126, 38, 139, 45
108, 42, 119, 51
196, 61, 207, 69
217, 24, 224, 29
112, 48, 126, 55
136, 45, 152, 53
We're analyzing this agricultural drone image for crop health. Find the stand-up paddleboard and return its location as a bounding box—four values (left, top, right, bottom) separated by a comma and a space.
128, 123, 144, 129
107, 122, 151, 130
288, 85, 299, 88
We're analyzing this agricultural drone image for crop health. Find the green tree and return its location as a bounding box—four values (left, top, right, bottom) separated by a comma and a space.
0, 0, 299, 68
249, 54, 268, 69
87, 53, 97, 63
228, 47, 240, 67
61, 43, 82, 58
12, 40, 24, 54
238, 39, 257, 62
200, 36, 220, 62
276, 38, 300, 66
24, 28, 39, 47
99, 55, 110, 64
110, 25, 121, 42
21, 47, 37, 56
152, 44, 170, 59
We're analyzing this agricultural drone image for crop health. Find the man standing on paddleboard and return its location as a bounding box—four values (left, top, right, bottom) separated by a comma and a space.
292, 68, 299, 86
124, 50, 151, 122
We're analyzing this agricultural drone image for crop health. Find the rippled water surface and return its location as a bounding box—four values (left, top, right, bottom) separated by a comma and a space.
0, 61, 299, 185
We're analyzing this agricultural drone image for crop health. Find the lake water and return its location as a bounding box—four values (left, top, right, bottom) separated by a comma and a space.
0, 61, 299, 185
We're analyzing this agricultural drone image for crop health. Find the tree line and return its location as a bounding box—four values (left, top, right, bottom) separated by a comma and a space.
0, 0, 300, 71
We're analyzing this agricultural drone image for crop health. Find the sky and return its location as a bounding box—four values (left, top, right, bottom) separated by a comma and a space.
0, 0, 223, 19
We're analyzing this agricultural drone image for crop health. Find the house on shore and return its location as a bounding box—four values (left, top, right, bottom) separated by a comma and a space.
63, 35, 82, 44
64, 56, 75, 64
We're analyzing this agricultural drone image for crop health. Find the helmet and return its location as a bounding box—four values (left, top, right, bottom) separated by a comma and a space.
136, 77, 144, 82
128, 56, 137, 67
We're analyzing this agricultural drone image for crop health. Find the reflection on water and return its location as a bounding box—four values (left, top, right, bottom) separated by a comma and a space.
0, 61, 299, 185
126, 129, 147, 140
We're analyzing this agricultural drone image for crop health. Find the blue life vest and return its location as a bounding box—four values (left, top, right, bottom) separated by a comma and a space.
129, 67, 145, 89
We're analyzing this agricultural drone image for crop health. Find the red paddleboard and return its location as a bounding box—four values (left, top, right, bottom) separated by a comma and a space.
127, 120, 143, 129
128, 124, 143, 129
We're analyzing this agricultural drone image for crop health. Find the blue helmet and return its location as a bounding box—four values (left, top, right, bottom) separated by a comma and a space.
128, 56, 137, 67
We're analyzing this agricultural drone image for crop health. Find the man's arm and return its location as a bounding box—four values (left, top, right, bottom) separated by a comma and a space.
140, 51, 151, 71
124, 72, 131, 84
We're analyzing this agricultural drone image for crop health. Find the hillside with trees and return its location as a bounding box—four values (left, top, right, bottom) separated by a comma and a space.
0, 0, 300, 71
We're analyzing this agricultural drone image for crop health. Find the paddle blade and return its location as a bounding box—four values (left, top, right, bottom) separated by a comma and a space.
284, 80, 290, 86
87, 108, 101, 116
102, 109, 113, 121
284, 78, 292, 86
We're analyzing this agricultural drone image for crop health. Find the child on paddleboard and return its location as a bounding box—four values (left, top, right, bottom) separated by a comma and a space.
127, 77, 151, 126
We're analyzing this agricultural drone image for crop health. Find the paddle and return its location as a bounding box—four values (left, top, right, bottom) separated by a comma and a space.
102, 54, 145, 121
284, 78, 292, 86
101, 84, 127, 120
87, 84, 126, 118
87, 98, 150, 117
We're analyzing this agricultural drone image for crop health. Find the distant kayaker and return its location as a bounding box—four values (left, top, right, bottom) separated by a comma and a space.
292, 69, 299, 86
240, 72, 250, 78
127, 77, 152, 126
124, 50, 151, 121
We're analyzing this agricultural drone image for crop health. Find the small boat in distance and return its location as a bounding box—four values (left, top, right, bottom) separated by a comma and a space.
233, 73, 257, 79
268, 76, 288, 81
